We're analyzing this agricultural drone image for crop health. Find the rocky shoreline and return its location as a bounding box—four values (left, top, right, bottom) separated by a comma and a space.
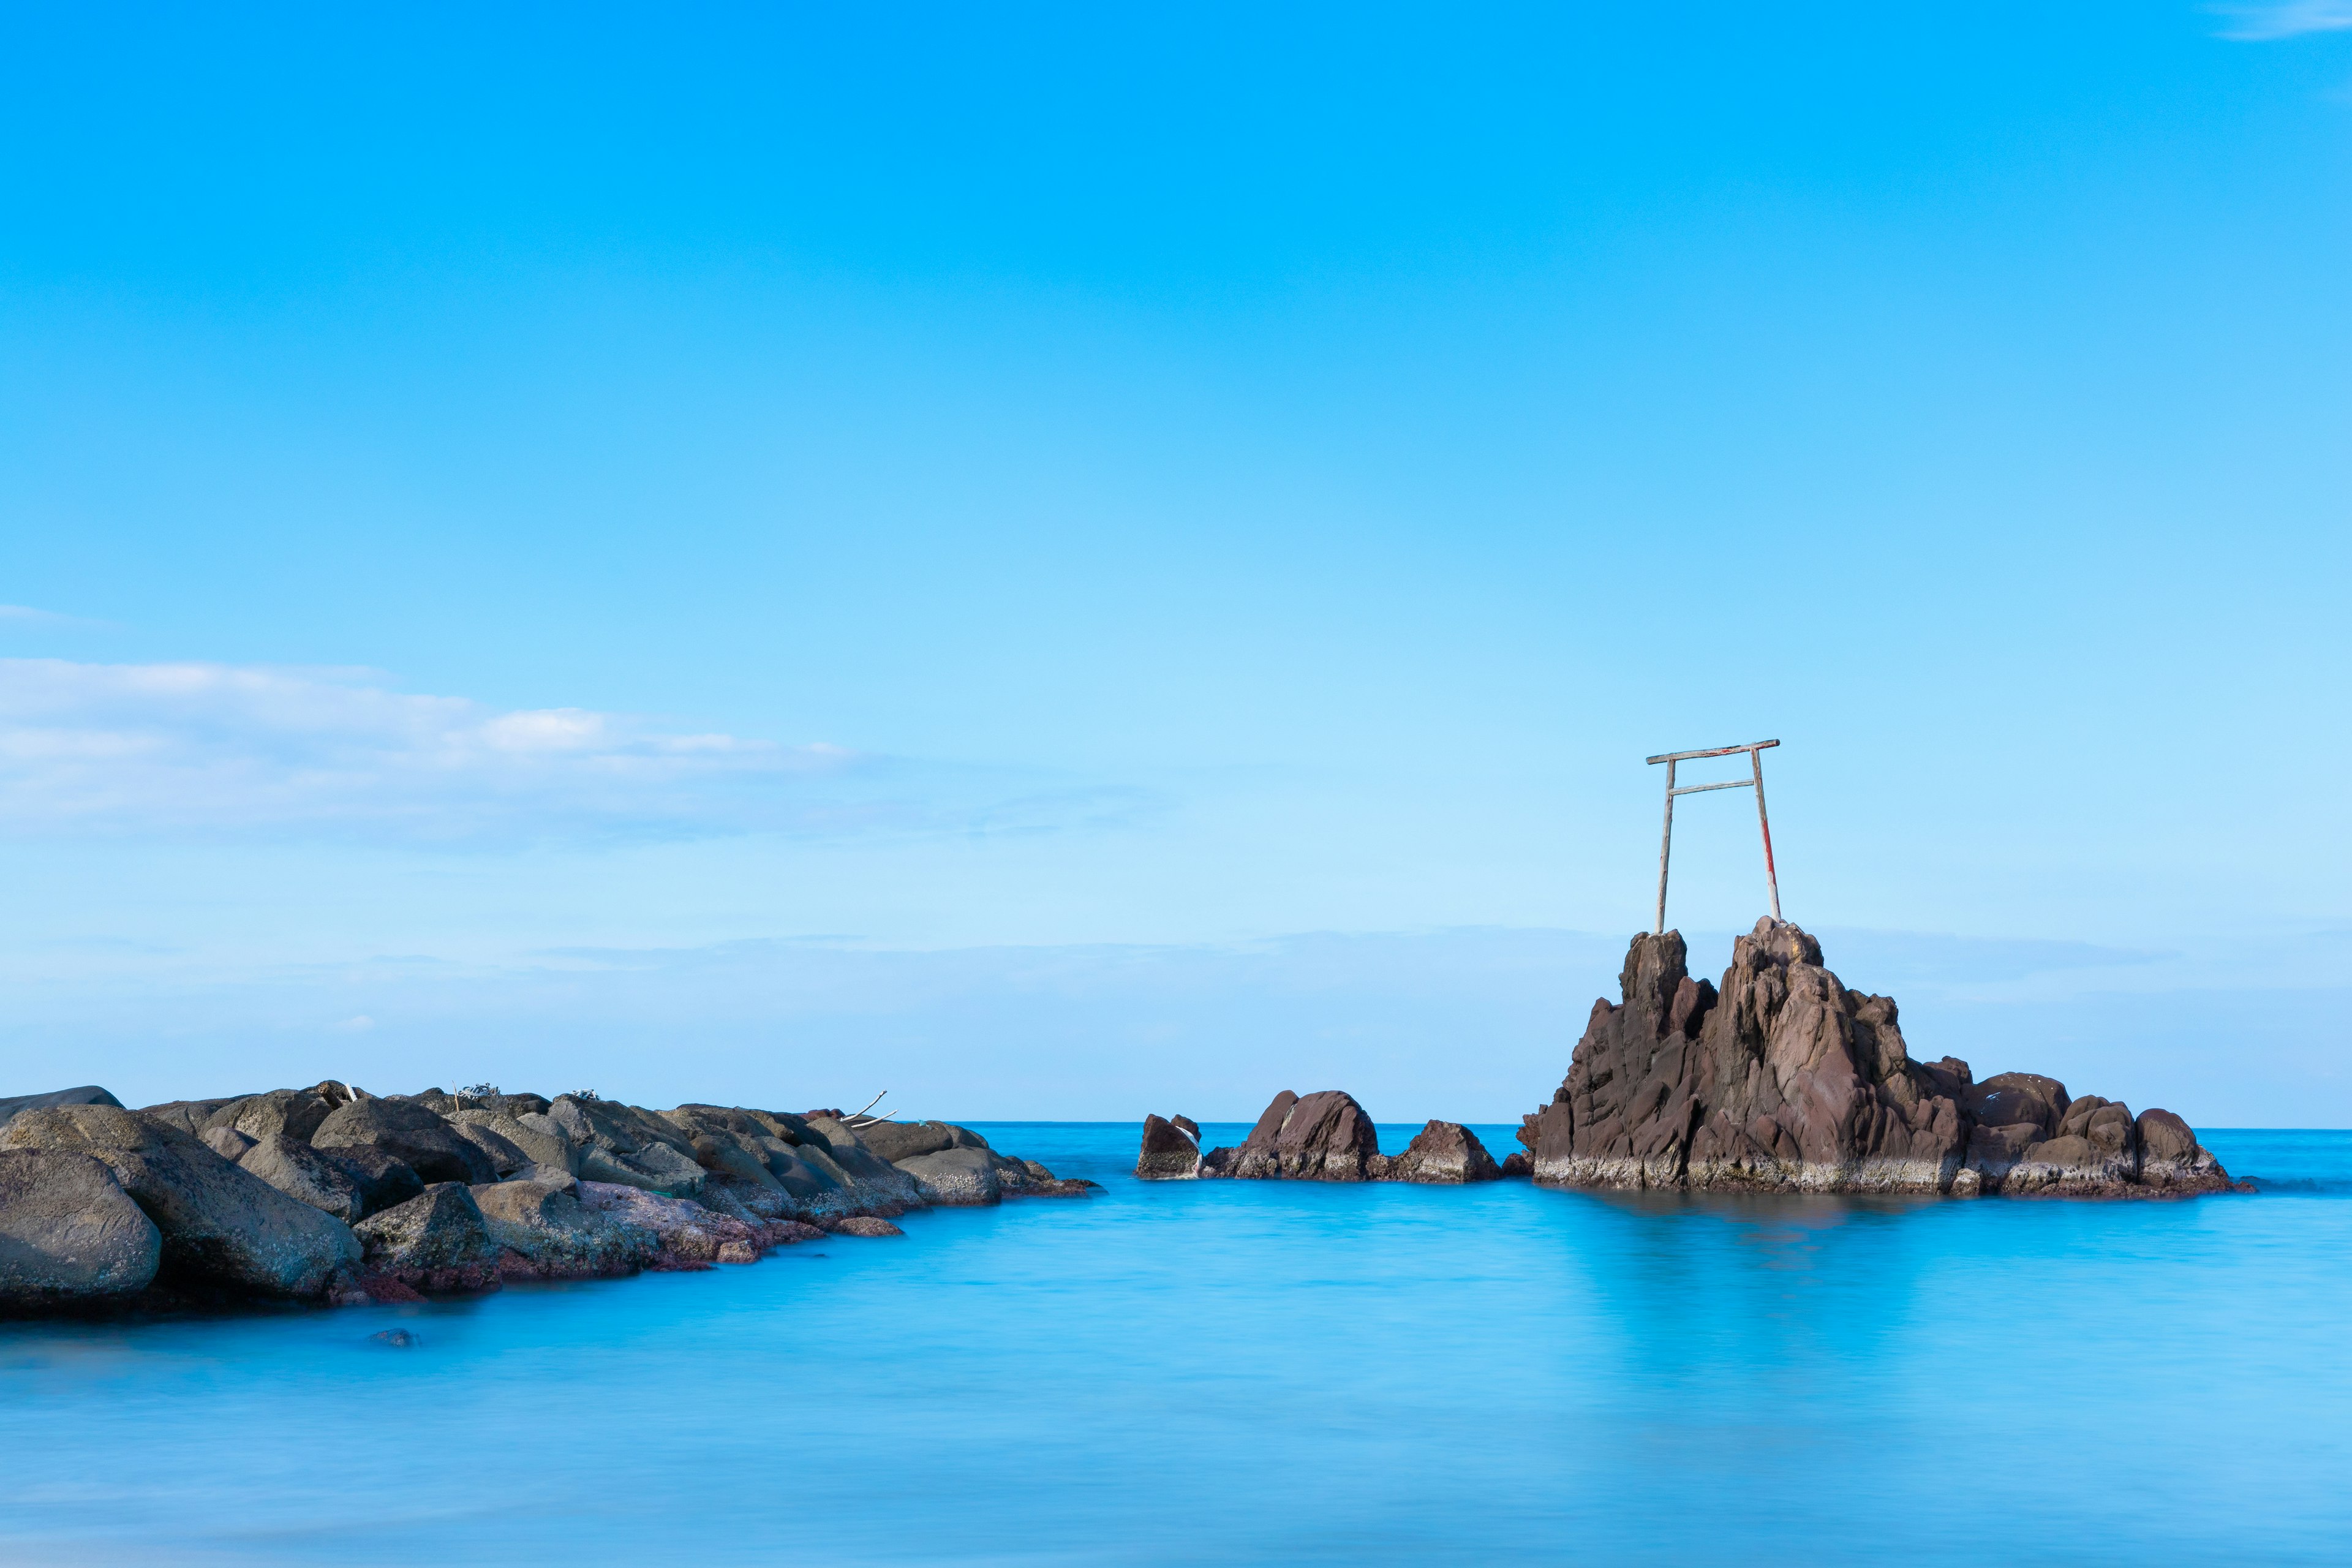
1137, 919, 2243, 1199
0, 1085, 1092, 1319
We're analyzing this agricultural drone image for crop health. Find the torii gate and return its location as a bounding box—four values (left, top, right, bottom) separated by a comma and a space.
1648, 739, 1781, 937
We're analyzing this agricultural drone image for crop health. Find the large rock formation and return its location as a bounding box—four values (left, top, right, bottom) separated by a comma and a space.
1518, 919, 2240, 1197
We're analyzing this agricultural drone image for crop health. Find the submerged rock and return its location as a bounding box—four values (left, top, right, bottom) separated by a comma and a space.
1384, 1121, 1504, 1184
0, 1105, 358, 1297
1517, 919, 2240, 1197
826, 1215, 904, 1237
0, 1148, 162, 1311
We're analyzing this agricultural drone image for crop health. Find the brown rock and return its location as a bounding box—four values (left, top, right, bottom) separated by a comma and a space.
1200, 1090, 1381, 1182
1134, 1114, 1202, 1180
1384, 1120, 1504, 1183
827, 1215, 904, 1237
1519, 919, 2236, 1198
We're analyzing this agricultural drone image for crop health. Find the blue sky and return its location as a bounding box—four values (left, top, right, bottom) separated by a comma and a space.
3, 2, 2348, 1122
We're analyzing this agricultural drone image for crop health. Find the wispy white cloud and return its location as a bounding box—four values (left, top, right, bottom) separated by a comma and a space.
0, 658, 861, 841
0, 604, 111, 630
2214, 1, 2352, 39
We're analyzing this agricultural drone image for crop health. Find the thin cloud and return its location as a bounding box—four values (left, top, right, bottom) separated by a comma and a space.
0, 604, 112, 630
0, 658, 856, 842
2214, 1, 2352, 39
0, 658, 1156, 846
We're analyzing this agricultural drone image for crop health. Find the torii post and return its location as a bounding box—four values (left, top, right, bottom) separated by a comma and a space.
1648, 739, 1781, 937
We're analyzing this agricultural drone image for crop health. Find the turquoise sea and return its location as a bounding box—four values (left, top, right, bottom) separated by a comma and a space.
2, 1124, 2346, 1566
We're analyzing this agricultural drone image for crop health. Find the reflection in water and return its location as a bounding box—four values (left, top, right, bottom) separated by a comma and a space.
0, 1124, 2342, 1566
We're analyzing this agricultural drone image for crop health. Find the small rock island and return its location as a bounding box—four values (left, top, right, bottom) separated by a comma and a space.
1139, 919, 2240, 1199
0, 1085, 1090, 1319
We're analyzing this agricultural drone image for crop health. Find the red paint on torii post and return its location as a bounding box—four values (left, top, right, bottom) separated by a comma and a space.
1647, 739, 1782, 937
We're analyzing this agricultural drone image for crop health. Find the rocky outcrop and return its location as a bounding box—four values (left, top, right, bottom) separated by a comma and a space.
0, 1081, 1080, 1319
1199, 1090, 1383, 1182
1518, 919, 2241, 1198
1384, 1120, 1504, 1184
1135, 1114, 1202, 1179
0, 1104, 360, 1297
353, 1183, 501, 1292
0, 1149, 162, 1312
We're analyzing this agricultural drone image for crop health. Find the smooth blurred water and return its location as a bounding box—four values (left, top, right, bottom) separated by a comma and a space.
1, 1124, 2345, 1566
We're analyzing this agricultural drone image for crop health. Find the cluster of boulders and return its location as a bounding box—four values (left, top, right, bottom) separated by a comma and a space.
1134, 919, 2242, 1202
1136, 1095, 1506, 1183
0, 1083, 1091, 1317
1518, 919, 2242, 1196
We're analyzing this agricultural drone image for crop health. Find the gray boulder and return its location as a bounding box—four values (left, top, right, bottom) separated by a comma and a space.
134, 1096, 249, 1135
353, 1183, 500, 1291
756, 1139, 849, 1204
200, 1126, 257, 1162
472, 1180, 651, 1278
448, 1110, 576, 1176
320, 1145, 426, 1216
895, 1145, 1001, 1205
442, 1117, 531, 1178
0, 1149, 162, 1311
238, 1134, 367, 1224
312, 1099, 496, 1186
0, 1105, 358, 1298
576, 1139, 707, 1197
799, 1115, 925, 1204
857, 1119, 992, 1164
1385, 1120, 1504, 1183
203, 1089, 335, 1144
548, 1097, 706, 1197
1134, 1114, 1202, 1180
0, 1087, 124, 1129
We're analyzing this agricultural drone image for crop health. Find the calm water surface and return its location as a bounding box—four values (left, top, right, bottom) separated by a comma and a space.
2, 1125, 2346, 1565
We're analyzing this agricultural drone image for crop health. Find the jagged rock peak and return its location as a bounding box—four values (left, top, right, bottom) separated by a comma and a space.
1517, 918, 2238, 1199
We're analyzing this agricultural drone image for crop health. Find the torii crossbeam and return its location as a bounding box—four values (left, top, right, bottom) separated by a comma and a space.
1647, 739, 1781, 936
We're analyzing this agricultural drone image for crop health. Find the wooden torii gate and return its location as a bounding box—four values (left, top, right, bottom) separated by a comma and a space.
1648, 739, 1781, 937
